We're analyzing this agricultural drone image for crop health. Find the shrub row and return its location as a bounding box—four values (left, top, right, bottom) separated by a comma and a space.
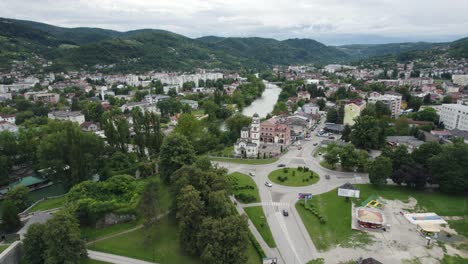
248, 231, 266, 258
301, 202, 326, 224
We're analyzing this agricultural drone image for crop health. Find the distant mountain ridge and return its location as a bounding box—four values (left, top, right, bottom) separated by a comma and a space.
0, 17, 467, 72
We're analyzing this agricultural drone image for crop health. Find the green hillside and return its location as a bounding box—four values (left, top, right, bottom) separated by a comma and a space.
449, 37, 468, 58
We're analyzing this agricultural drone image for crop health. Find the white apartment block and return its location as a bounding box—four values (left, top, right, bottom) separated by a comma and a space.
368, 94, 402, 118
439, 104, 468, 131
48, 111, 85, 124
452, 75, 468, 87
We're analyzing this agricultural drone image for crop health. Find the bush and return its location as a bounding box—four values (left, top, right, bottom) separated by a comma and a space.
236, 193, 256, 203
248, 232, 266, 258
283, 168, 288, 173
298, 166, 303, 172
292, 170, 296, 176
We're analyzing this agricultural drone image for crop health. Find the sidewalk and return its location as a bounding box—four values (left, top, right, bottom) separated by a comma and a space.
88, 250, 156, 264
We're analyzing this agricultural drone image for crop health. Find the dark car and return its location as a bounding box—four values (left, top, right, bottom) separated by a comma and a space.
282, 209, 289, 216
277, 164, 286, 167
325, 174, 330, 180
313, 143, 318, 146
328, 136, 335, 139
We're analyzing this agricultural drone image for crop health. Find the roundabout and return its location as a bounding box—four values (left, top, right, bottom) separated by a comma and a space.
268, 167, 319, 187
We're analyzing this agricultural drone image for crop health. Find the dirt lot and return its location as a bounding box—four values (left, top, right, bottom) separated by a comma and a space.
317, 198, 467, 264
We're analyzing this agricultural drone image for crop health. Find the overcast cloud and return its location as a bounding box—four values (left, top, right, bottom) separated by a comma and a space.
1, 0, 467, 45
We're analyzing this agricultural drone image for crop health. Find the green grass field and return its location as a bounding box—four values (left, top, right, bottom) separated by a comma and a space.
295, 184, 468, 251
0, 244, 10, 254
82, 220, 141, 242
28, 196, 66, 212
447, 218, 468, 237
89, 216, 200, 264
244, 206, 276, 248
441, 255, 468, 264
268, 168, 319, 187
210, 157, 279, 165
227, 172, 260, 203
81, 259, 111, 264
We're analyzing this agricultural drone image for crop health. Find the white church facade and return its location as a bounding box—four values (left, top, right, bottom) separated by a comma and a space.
233, 113, 260, 158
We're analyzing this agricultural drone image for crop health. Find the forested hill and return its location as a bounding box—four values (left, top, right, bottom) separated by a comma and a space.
0, 17, 347, 72
0, 17, 467, 73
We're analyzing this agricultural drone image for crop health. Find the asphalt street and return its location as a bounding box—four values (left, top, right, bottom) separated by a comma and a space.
215, 120, 369, 264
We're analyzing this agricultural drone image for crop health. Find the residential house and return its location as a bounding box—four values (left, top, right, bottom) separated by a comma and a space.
0, 121, 18, 133
0, 113, 16, 124
180, 99, 199, 109
301, 103, 320, 115
25, 91, 60, 104
144, 94, 170, 104
48, 111, 85, 124
121, 101, 158, 114
343, 99, 366, 126
80, 121, 101, 132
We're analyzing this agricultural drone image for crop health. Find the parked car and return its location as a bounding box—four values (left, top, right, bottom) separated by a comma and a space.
277, 164, 286, 167
328, 136, 335, 139
282, 209, 289, 216
325, 174, 330, 180
249, 171, 255, 176
313, 143, 318, 146
265, 182, 273, 187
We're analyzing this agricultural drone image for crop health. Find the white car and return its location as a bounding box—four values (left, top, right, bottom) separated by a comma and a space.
249, 172, 256, 176
265, 182, 273, 187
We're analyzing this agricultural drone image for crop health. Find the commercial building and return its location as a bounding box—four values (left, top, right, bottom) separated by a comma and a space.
344, 99, 366, 126
439, 104, 468, 131
368, 94, 402, 118
260, 117, 291, 145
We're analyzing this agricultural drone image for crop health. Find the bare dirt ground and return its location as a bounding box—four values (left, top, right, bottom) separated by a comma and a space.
317, 197, 467, 264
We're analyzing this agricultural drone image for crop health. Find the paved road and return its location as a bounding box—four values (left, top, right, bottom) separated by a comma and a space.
88, 250, 156, 264
215, 120, 369, 264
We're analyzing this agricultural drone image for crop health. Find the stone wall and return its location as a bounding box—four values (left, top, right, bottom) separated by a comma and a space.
0, 241, 22, 264
95, 213, 136, 229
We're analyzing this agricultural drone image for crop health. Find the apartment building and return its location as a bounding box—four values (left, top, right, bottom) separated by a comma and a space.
439, 104, 468, 131
368, 94, 402, 118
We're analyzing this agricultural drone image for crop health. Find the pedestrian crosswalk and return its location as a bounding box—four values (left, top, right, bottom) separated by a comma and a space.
262, 201, 290, 207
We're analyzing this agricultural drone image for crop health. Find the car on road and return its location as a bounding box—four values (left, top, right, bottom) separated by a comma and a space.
328, 136, 335, 139
249, 171, 255, 176
282, 209, 289, 216
325, 174, 330, 180
313, 143, 318, 146
277, 164, 286, 167
304, 137, 312, 141
265, 181, 273, 187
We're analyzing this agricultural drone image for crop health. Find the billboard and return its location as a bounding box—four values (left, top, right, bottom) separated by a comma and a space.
337, 188, 360, 198
298, 193, 312, 199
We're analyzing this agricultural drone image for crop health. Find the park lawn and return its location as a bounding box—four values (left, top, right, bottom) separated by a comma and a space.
228, 172, 260, 203
81, 259, 111, 264
448, 218, 468, 238
441, 255, 468, 264
0, 244, 10, 253
246, 240, 263, 264
268, 168, 319, 187
82, 220, 141, 242
357, 185, 468, 217
88, 216, 200, 264
295, 190, 365, 251
244, 206, 276, 248
28, 196, 66, 212
210, 157, 279, 165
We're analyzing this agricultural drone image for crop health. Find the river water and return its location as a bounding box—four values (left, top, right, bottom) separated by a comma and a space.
242, 82, 281, 118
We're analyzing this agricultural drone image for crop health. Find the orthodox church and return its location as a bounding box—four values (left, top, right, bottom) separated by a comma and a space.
233, 113, 260, 158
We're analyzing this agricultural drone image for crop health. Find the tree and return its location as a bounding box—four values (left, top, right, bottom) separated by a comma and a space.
4, 185, 30, 211
442, 95, 452, 104
411, 107, 439, 123
368, 156, 392, 186
326, 108, 338, 123
341, 124, 351, 142
226, 114, 251, 143
1, 200, 21, 232
316, 98, 326, 110
339, 144, 358, 170
37, 122, 104, 189
337, 105, 345, 124
22, 223, 47, 264
272, 101, 288, 115
159, 133, 196, 183
429, 143, 468, 193
139, 179, 159, 244
374, 101, 391, 118
323, 145, 340, 168
350, 116, 385, 149
395, 117, 410, 136
43, 212, 87, 264
0, 155, 9, 186
176, 185, 205, 254
423, 93, 432, 105
198, 215, 249, 264
411, 142, 442, 169
174, 113, 203, 143
101, 113, 129, 153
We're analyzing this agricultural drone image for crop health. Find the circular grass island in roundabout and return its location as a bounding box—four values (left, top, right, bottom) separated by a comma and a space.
268, 167, 319, 187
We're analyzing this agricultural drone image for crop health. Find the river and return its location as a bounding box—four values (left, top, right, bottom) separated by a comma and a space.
242, 82, 281, 118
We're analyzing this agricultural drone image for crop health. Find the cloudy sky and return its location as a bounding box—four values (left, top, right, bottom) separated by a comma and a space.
1, 0, 467, 45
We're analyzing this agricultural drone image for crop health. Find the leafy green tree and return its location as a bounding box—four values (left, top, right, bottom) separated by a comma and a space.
316, 98, 326, 110
272, 101, 288, 115
159, 133, 196, 183
350, 116, 385, 149
1, 200, 21, 232
37, 122, 104, 189
15, 111, 35, 125
4, 185, 30, 211
339, 144, 358, 170
0, 155, 9, 186
174, 113, 203, 144
374, 101, 391, 118
43, 212, 87, 264
326, 108, 338, 123
411, 107, 439, 123
139, 179, 160, 244
411, 142, 442, 170
226, 114, 251, 143
22, 223, 47, 264
368, 156, 392, 186
429, 143, 468, 193
355, 150, 369, 172
198, 215, 249, 264
324, 145, 340, 168
101, 112, 129, 153
395, 117, 410, 136
177, 185, 205, 254
157, 98, 181, 118
341, 124, 352, 142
